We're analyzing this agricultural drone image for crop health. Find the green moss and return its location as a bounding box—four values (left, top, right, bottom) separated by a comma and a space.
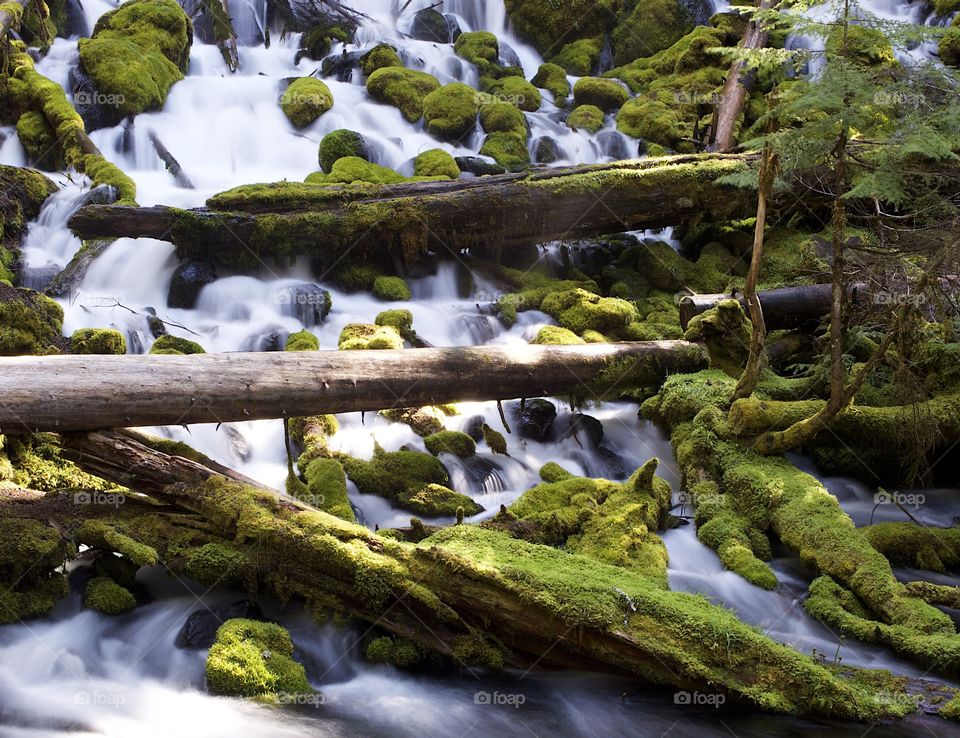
78, 520, 159, 566
617, 97, 688, 148
366, 636, 422, 667
15, 110, 62, 169
70, 327, 126, 355
481, 423, 509, 455
360, 44, 401, 76
941, 693, 960, 721
380, 407, 446, 436
479, 132, 530, 171
553, 37, 602, 76
183, 542, 249, 587
424, 431, 476, 458
566, 104, 605, 133
531, 62, 570, 104
281, 77, 333, 128
612, 0, 694, 65
206, 618, 313, 698
454, 31, 500, 74
318, 129, 367, 173
308, 157, 408, 186
77, 0, 193, 118
331, 262, 380, 291
285, 330, 319, 352
337, 322, 404, 350
81, 155, 137, 204
1, 165, 56, 273
682, 299, 751, 376
479, 101, 526, 135
861, 523, 960, 572
423, 83, 481, 140
367, 66, 440, 123
372, 275, 412, 302
503, 0, 616, 58
413, 149, 460, 179
531, 325, 585, 345
540, 288, 638, 337
149, 334, 205, 354
300, 457, 355, 522
0, 285, 63, 356
451, 632, 504, 669
486, 76, 541, 112
343, 447, 482, 516
939, 21, 960, 68
0, 518, 71, 583
374, 308, 414, 338
84, 576, 136, 615
573, 77, 629, 113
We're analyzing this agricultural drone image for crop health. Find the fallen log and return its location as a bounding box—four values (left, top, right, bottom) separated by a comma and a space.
0, 341, 708, 433
67, 154, 757, 266
0, 0, 28, 38
148, 131, 195, 189
678, 283, 868, 330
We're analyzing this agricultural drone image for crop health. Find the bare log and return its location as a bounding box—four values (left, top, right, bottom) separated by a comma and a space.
67, 154, 757, 264
678, 283, 869, 330
148, 131, 195, 189
0, 341, 708, 433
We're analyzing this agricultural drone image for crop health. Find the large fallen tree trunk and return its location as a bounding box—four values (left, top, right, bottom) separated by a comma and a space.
678, 283, 868, 330
0, 341, 708, 433
66, 154, 758, 266
0, 0, 28, 38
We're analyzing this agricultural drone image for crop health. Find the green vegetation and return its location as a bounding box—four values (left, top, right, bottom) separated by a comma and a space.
479, 101, 526, 135
424, 431, 476, 458
413, 149, 460, 179
281, 77, 333, 128
372, 275, 412, 301
454, 31, 500, 74
285, 330, 319, 351
84, 576, 136, 615
531, 63, 570, 104
572, 78, 628, 113
479, 132, 530, 170
337, 323, 404, 350
70, 328, 126, 355
366, 66, 440, 122
566, 104, 604, 133
149, 334, 205, 354
0, 285, 63, 356
206, 619, 313, 697
318, 129, 368, 173
423, 83, 481, 139
360, 44, 401, 76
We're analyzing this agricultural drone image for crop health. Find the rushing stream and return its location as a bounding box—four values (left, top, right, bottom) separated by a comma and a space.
2, 0, 959, 735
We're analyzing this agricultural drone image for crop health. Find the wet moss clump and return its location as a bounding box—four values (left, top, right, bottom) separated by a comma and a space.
84, 576, 137, 615
503, 0, 616, 58
0, 165, 58, 284
553, 38, 602, 75
70, 327, 126, 355
337, 323, 404, 350
573, 78, 629, 113
373, 275, 412, 302
359, 44, 401, 76
453, 31, 500, 75
318, 129, 368, 173
285, 330, 319, 351
307, 157, 408, 186
381, 407, 446, 436
149, 334, 205, 354
300, 457, 355, 522
0, 518, 72, 624
342, 447, 482, 516
531, 326, 585, 345
612, 0, 694, 64
486, 76, 541, 112
0, 285, 64, 355
566, 104, 604, 133
479, 100, 526, 135
531, 62, 570, 104
481, 423, 509, 455
281, 77, 333, 128
861, 523, 960, 572
423, 83, 481, 140
682, 299, 751, 376
540, 288, 639, 338
206, 618, 313, 698
413, 149, 460, 179
479, 132, 530, 171
366, 636, 422, 667
424, 431, 476, 459
77, 0, 193, 118
375, 308, 414, 339
366, 66, 441, 122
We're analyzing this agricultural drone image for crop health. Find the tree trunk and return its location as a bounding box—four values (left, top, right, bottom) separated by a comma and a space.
0, 342, 708, 433
67, 154, 757, 264
148, 131, 194, 189
678, 283, 868, 330
0, 0, 28, 38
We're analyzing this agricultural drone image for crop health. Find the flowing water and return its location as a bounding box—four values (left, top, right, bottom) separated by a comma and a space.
2, 1, 959, 735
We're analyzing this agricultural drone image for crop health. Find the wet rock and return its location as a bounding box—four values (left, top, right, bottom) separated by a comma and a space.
454, 314, 497, 344
596, 130, 632, 160
321, 50, 363, 82
596, 447, 630, 479
278, 283, 332, 327
534, 136, 562, 164
463, 415, 486, 442
76, 184, 119, 208
175, 600, 264, 649
560, 413, 604, 447
410, 9, 461, 43
145, 307, 167, 339
225, 425, 251, 462
46, 239, 114, 297
242, 325, 289, 352
510, 399, 557, 442
68, 68, 122, 132
498, 41, 523, 69
455, 156, 506, 176
168, 260, 217, 309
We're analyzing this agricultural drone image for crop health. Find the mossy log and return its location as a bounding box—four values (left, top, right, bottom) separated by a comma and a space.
67, 154, 759, 265
0, 341, 708, 432
0, 0, 28, 38
38, 429, 923, 719
678, 283, 869, 330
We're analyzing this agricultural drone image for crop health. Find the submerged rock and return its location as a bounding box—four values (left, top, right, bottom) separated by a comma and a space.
510, 399, 557, 442
454, 156, 505, 176
176, 600, 264, 649
410, 9, 461, 43
167, 260, 216, 309
278, 283, 332, 327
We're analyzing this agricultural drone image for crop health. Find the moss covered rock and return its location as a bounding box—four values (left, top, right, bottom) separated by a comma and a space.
337, 323, 404, 350
487, 76, 541, 112
612, 0, 695, 65
0, 517, 71, 624
566, 104, 605, 133
0, 284, 64, 356
308, 157, 407, 186
300, 457, 354, 521
70, 327, 126, 354
359, 44, 401, 76
423, 82, 480, 140
413, 149, 460, 179
479, 132, 530, 171
84, 576, 136, 615
206, 618, 313, 698
479, 101, 526, 135
540, 288, 639, 337
0, 165, 58, 284
373, 275, 412, 301
531, 325, 585, 345
481, 423, 509, 455
424, 430, 476, 458
553, 37, 602, 75
531, 62, 570, 104
573, 77, 629, 112
504, 0, 617, 57
365, 636, 422, 667
149, 334, 205, 354
617, 97, 687, 149
367, 66, 440, 122
453, 31, 500, 74
281, 77, 333, 128
77, 0, 192, 119
318, 129, 368, 173
375, 308, 414, 338
285, 330, 319, 351
942, 19, 960, 68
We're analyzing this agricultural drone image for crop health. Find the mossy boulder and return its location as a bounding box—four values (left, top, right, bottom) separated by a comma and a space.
285, 330, 319, 351
359, 44, 401, 75
0, 165, 58, 284
380, 406, 446, 436
375, 308, 414, 338
567, 104, 605, 133
299, 457, 354, 522
481, 423, 509, 455
77, 0, 193, 120
424, 430, 476, 458
617, 97, 687, 149
531, 325, 585, 345
342, 447, 482, 516
149, 334, 205, 354
206, 618, 313, 698
487, 77, 541, 112
503, 0, 617, 57
453, 31, 500, 73
553, 37, 602, 75
337, 323, 404, 350
318, 129, 368, 173
573, 77, 629, 113
479, 132, 530, 171
0, 517, 71, 624
365, 636, 422, 667
682, 299, 751, 375
280, 77, 333, 128
413, 149, 460, 179
307, 157, 407, 186
84, 576, 136, 615
531, 62, 570, 104
423, 82, 480, 140
540, 288, 639, 337
70, 327, 126, 354
0, 284, 64, 356
366, 66, 440, 122
612, 0, 695, 65
332, 263, 380, 291
940, 22, 960, 68
373, 275, 412, 301
479, 101, 526, 135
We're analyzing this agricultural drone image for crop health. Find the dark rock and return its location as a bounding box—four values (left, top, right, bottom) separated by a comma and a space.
168, 260, 217, 309
146, 314, 167, 339
534, 136, 562, 164
69, 68, 123, 132
453, 314, 497, 344
410, 8, 460, 43
76, 184, 119, 208
597, 131, 633, 160
46, 239, 114, 297
510, 399, 557, 442
175, 600, 264, 649
463, 415, 486, 442
278, 283, 332, 327
560, 413, 604, 447
498, 41, 522, 69
321, 50, 363, 81
455, 156, 506, 176
61, 0, 89, 37
242, 325, 289, 352
224, 425, 251, 462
